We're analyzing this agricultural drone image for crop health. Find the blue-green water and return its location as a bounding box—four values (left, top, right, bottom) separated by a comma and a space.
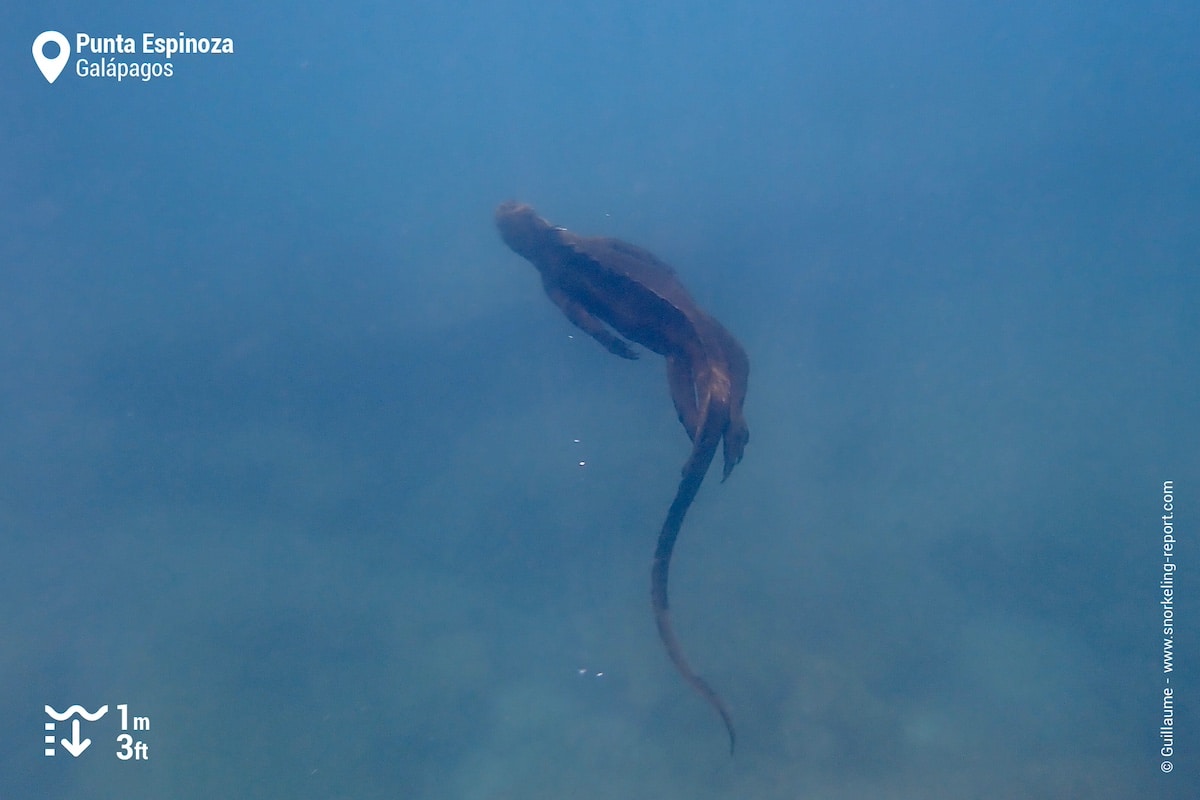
3, 2, 1196, 798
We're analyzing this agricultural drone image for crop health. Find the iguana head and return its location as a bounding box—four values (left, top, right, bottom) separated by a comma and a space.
495, 200, 555, 261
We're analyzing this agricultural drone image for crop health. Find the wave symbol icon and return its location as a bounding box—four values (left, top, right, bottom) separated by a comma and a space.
45, 705, 109, 721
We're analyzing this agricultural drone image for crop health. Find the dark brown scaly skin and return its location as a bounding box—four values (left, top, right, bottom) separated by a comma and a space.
495, 201, 749, 753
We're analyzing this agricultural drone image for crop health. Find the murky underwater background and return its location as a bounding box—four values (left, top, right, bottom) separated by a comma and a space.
2, 1, 1197, 798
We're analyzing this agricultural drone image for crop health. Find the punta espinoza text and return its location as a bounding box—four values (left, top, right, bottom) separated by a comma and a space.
75, 33, 234, 58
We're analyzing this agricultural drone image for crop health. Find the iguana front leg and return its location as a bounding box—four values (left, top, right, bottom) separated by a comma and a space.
544, 286, 640, 360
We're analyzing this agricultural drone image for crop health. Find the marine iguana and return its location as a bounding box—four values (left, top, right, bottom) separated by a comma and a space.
495, 201, 749, 753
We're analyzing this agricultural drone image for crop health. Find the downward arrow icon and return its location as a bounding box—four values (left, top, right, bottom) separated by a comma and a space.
61, 719, 91, 757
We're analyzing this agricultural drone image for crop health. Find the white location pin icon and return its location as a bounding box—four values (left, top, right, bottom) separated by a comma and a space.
33, 31, 70, 84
